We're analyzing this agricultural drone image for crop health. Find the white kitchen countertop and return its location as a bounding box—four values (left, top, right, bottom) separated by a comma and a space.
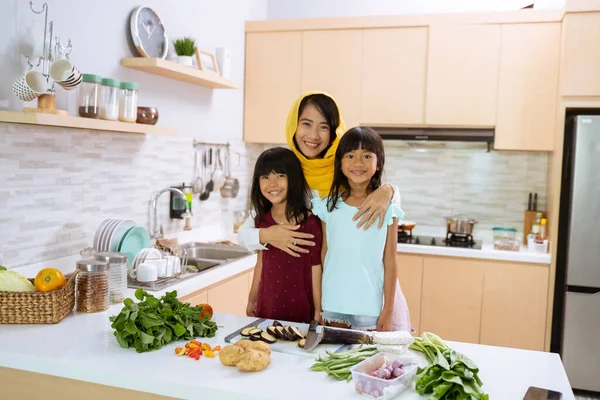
0, 310, 574, 400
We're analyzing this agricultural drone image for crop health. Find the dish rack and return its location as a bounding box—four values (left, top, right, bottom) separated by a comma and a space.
127, 247, 191, 291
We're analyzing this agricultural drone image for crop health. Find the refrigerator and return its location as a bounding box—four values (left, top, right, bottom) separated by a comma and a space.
555, 115, 600, 392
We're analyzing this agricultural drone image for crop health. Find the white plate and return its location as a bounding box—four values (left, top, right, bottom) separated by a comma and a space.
93, 218, 115, 251
95, 218, 117, 251
109, 219, 136, 252
101, 219, 121, 252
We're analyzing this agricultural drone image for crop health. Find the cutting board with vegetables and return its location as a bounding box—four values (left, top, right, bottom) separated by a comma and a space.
224, 318, 350, 358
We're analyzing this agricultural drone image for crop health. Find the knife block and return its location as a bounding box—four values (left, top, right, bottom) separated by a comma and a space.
523, 210, 545, 245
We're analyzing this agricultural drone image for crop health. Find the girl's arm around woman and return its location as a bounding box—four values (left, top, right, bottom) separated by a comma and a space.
377, 217, 399, 331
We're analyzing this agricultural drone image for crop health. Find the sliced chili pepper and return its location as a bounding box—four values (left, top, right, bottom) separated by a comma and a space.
204, 350, 215, 358
191, 340, 203, 346
202, 343, 211, 351
193, 353, 200, 360
188, 343, 199, 349
212, 345, 221, 352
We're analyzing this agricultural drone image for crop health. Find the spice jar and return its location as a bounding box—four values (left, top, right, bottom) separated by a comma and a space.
99, 78, 120, 121
75, 259, 109, 313
95, 252, 127, 305
78, 74, 102, 118
119, 81, 138, 123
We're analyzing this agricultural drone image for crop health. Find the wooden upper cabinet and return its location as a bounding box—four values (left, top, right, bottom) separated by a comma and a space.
425, 24, 501, 126
421, 257, 484, 343
561, 12, 600, 96
244, 32, 302, 144
396, 254, 424, 335
361, 28, 428, 125
302, 30, 363, 129
480, 262, 549, 351
495, 23, 561, 151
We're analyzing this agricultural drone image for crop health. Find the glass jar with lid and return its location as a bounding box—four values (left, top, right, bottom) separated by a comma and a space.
119, 81, 138, 123
78, 74, 102, 119
75, 259, 110, 313
99, 78, 120, 121
94, 252, 127, 305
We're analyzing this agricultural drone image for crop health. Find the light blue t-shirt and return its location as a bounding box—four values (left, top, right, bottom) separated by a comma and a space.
312, 196, 405, 317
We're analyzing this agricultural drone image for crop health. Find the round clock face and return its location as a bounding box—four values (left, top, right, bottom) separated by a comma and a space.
130, 6, 168, 59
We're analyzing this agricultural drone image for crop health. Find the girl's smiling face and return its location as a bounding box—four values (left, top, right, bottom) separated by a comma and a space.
294, 103, 331, 159
259, 172, 288, 206
341, 147, 378, 187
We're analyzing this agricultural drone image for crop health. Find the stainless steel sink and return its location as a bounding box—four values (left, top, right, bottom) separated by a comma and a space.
182, 242, 251, 273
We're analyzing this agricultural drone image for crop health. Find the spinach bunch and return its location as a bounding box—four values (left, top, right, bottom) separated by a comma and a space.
410, 333, 489, 400
109, 289, 218, 353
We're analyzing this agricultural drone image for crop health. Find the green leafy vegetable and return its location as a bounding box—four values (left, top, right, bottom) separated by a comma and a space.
109, 289, 217, 353
410, 333, 488, 400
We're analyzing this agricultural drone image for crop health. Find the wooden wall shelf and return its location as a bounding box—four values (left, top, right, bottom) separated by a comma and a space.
0, 111, 176, 135
120, 58, 239, 89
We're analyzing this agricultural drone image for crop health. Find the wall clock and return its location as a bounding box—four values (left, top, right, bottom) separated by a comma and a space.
129, 6, 168, 59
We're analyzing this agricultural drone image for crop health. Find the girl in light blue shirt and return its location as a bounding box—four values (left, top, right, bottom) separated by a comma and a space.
312, 127, 411, 331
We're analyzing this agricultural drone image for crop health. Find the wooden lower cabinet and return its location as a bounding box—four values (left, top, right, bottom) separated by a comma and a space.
421, 257, 485, 344
396, 254, 424, 335
180, 271, 253, 317
480, 262, 549, 351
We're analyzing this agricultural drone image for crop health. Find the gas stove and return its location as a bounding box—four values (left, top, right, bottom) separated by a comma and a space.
397, 230, 482, 250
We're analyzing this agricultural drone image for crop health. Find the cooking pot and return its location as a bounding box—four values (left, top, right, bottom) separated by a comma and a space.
445, 214, 477, 235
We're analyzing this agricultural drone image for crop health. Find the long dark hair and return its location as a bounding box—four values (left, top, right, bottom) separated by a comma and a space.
327, 127, 385, 212
250, 147, 312, 225
293, 94, 340, 158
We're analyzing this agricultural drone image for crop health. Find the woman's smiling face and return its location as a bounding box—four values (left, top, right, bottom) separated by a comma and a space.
294, 103, 331, 159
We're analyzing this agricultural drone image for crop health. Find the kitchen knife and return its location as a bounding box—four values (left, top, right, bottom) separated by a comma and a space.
528, 193, 533, 211
304, 320, 374, 352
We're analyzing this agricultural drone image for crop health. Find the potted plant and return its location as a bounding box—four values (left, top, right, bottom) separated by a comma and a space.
172, 37, 197, 66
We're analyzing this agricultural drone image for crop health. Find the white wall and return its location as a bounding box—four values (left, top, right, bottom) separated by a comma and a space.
0, 0, 269, 268
266, 0, 564, 20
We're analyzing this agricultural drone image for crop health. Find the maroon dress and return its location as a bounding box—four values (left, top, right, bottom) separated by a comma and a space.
255, 212, 322, 324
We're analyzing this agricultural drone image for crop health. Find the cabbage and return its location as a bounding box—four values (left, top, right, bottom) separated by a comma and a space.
0, 270, 36, 292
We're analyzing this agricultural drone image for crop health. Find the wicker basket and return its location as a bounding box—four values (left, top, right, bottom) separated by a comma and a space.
0, 269, 79, 324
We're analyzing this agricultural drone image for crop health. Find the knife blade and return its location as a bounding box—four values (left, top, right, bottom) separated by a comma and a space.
304, 320, 323, 351
528, 192, 533, 211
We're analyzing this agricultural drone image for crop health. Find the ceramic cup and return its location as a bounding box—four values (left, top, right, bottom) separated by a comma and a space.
146, 258, 167, 278
136, 263, 158, 282
49, 59, 82, 90
12, 70, 49, 102
165, 256, 179, 276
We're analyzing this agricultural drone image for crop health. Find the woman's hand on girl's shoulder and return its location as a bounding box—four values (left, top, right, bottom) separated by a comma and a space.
259, 224, 316, 258
353, 185, 394, 230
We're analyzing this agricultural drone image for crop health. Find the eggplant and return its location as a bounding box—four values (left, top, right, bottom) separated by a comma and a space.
284, 326, 298, 340
275, 326, 287, 339
250, 333, 262, 341
248, 328, 263, 336
266, 326, 278, 337
289, 326, 303, 340
298, 338, 306, 348
272, 320, 283, 327
260, 332, 277, 344
241, 326, 256, 337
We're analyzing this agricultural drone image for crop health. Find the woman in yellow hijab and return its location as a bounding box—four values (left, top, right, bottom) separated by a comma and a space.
238, 91, 398, 256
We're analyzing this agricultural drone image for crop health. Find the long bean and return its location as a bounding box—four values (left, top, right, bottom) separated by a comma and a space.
310, 346, 380, 381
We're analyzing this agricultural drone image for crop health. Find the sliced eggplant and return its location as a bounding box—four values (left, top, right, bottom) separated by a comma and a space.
259, 332, 277, 344
298, 338, 306, 348
284, 326, 298, 340
250, 333, 263, 341
275, 326, 287, 339
248, 328, 263, 336
272, 320, 283, 327
241, 326, 256, 337
290, 326, 303, 340
266, 326, 278, 337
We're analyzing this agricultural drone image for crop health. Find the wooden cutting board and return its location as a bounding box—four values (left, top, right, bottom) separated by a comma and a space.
224, 318, 351, 358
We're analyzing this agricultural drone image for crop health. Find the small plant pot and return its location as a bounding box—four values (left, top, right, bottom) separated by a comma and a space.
174, 56, 194, 66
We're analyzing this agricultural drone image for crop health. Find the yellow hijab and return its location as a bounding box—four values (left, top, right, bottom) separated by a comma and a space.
285, 91, 346, 197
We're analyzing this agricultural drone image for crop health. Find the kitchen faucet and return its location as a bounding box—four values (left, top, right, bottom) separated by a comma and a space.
148, 187, 191, 240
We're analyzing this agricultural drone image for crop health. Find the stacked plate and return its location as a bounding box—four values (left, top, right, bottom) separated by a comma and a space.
93, 218, 137, 252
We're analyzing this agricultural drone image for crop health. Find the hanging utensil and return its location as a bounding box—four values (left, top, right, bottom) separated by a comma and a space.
212, 148, 226, 192
220, 147, 240, 198
205, 147, 215, 193
199, 148, 211, 201
191, 149, 204, 194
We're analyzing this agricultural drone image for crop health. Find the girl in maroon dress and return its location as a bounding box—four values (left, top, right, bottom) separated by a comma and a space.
246, 147, 323, 324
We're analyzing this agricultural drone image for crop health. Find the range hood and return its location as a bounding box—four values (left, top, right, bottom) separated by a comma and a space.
368, 126, 495, 151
